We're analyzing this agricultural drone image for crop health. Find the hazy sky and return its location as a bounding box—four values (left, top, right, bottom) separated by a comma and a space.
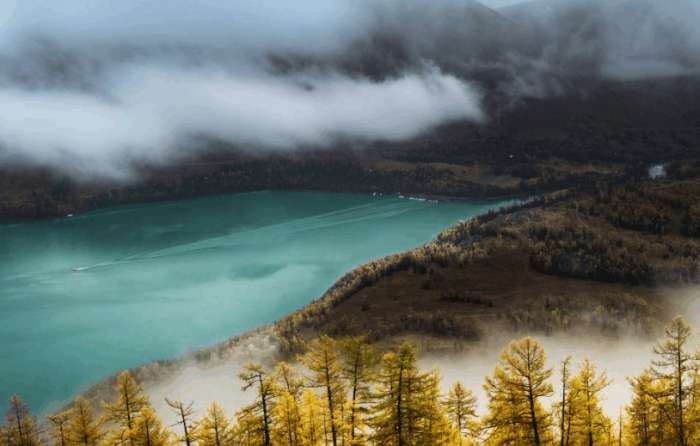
0, 0, 698, 180
0, 0, 488, 179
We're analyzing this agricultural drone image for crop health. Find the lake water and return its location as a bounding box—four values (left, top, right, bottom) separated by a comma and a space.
0, 191, 508, 413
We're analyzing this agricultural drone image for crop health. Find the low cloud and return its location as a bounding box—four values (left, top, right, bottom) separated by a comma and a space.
1, 0, 699, 179
0, 64, 481, 179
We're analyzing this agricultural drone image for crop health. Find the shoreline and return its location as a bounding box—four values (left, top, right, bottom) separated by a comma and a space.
0, 187, 525, 226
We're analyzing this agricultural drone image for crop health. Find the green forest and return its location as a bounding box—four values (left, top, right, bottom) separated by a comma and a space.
4, 316, 700, 446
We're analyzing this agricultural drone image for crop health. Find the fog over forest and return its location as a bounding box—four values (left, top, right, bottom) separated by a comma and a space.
0, 0, 698, 178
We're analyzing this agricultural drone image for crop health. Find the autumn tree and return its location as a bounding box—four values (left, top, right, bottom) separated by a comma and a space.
370, 342, 446, 445
102, 371, 150, 445
46, 411, 70, 446
66, 397, 102, 446
272, 391, 302, 446
164, 399, 197, 446
198, 402, 231, 446
299, 336, 346, 446
128, 407, 170, 446
4, 395, 42, 446
554, 355, 573, 446
627, 370, 656, 446
339, 336, 376, 443
298, 390, 324, 446
568, 359, 612, 446
274, 362, 303, 400
238, 362, 275, 446
443, 382, 477, 444
483, 337, 553, 446
650, 316, 695, 446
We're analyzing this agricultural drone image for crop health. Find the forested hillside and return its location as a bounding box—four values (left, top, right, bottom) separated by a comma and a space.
275, 176, 700, 350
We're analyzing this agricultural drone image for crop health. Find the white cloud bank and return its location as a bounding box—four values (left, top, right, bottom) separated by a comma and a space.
0, 65, 481, 179
0, 0, 484, 179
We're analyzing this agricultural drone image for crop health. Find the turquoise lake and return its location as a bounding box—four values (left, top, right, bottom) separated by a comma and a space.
0, 191, 507, 413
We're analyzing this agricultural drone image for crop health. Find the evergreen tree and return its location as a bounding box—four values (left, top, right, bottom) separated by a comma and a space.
483, 337, 553, 446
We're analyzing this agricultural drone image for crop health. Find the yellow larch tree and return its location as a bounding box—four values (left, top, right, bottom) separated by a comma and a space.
298, 390, 324, 446
272, 362, 303, 446
238, 362, 276, 446
443, 381, 478, 445
46, 410, 70, 446
568, 358, 612, 446
4, 395, 42, 446
102, 371, 150, 446
299, 336, 346, 446
554, 355, 574, 446
66, 397, 103, 446
339, 336, 376, 444
650, 316, 695, 446
483, 337, 553, 446
164, 399, 197, 446
127, 407, 170, 446
198, 402, 232, 446
370, 342, 447, 445
271, 391, 302, 446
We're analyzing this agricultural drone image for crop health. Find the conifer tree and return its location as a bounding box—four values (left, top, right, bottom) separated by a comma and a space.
46, 411, 70, 446
66, 397, 102, 446
238, 362, 275, 446
627, 370, 654, 446
4, 395, 42, 446
370, 342, 443, 445
299, 336, 346, 446
164, 400, 196, 446
102, 371, 150, 445
233, 409, 264, 446
298, 390, 324, 446
198, 402, 231, 446
339, 336, 376, 443
569, 359, 611, 446
650, 316, 694, 446
274, 363, 303, 399
554, 356, 573, 446
272, 391, 302, 446
443, 382, 477, 444
272, 363, 303, 446
483, 337, 553, 446
128, 407, 170, 446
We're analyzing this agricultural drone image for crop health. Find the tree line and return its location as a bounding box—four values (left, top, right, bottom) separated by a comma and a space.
4, 316, 700, 446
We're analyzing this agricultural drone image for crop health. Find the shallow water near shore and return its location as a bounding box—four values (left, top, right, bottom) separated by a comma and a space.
0, 191, 509, 413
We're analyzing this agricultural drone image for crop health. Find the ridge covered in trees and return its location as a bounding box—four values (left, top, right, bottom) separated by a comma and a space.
275, 178, 700, 351
4, 316, 700, 446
